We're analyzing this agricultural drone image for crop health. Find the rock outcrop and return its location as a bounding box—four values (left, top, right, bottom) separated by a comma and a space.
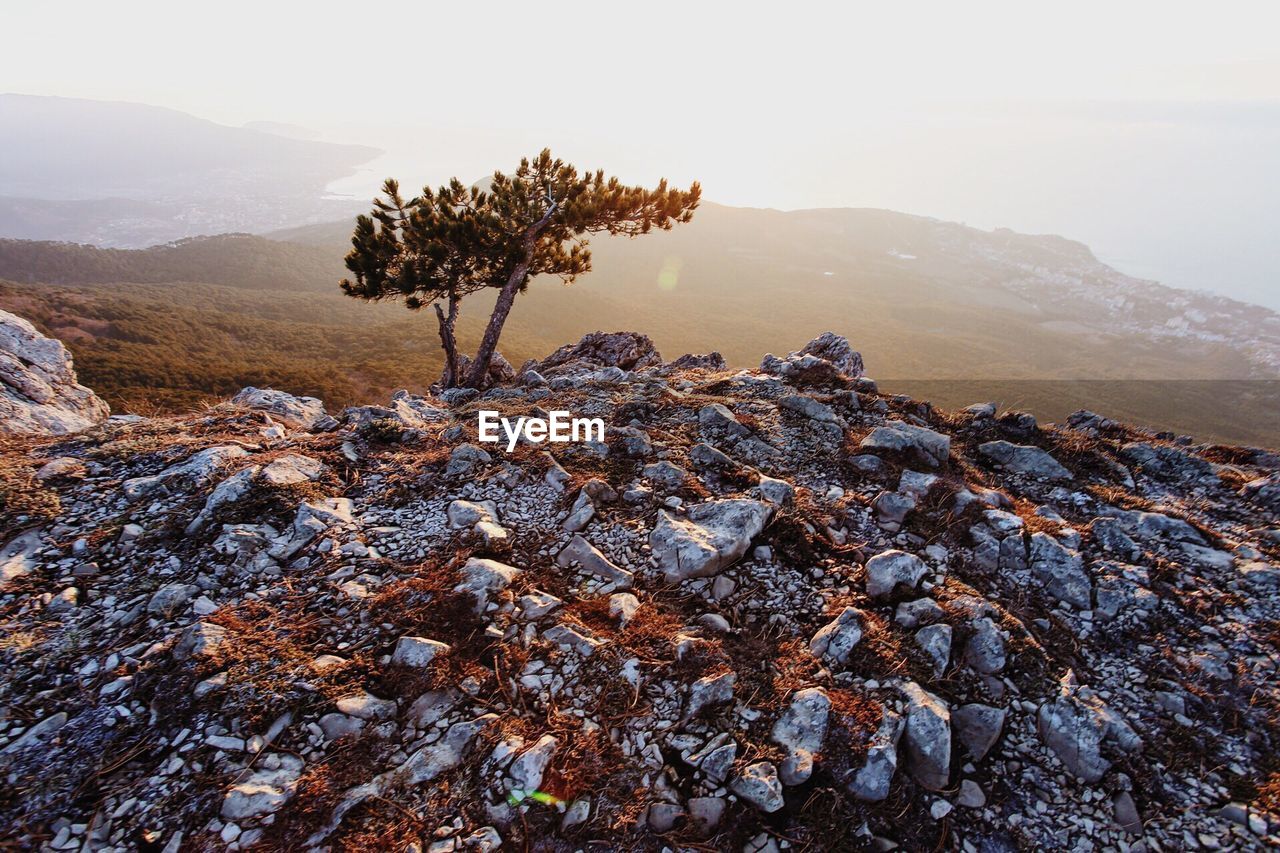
1, 331, 1277, 852
538, 330, 663, 376
0, 309, 108, 434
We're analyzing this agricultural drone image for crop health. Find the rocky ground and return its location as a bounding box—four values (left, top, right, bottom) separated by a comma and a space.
2, 329, 1279, 852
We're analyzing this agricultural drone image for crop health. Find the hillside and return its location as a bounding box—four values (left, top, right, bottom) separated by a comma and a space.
0, 95, 378, 200
2, 331, 1278, 850
272, 203, 1280, 379
1, 205, 1278, 446
0, 235, 345, 291
0, 95, 378, 246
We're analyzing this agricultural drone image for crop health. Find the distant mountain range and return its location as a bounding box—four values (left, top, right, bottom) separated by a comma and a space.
0, 94, 378, 246
1, 205, 1277, 446
277, 205, 1280, 382
0, 95, 1276, 445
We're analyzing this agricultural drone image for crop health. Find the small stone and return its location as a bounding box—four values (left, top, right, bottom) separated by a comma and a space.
731, 761, 785, 813
865, 550, 928, 598
957, 779, 986, 808
391, 636, 449, 668
809, 607, 867, 667
685, 671, 736, 721
1113, 791, 1143, 834
608, 593, 640, 627
646, 802, 685, 832
335, 690, 396, 720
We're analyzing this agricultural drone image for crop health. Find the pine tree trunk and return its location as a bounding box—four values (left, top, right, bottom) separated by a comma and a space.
463, 201, 558, 389
434, 294, 461, 387
463, 255, 531, 388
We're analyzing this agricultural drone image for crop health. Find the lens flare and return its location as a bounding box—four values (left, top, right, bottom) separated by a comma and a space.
657, 256, 683, 291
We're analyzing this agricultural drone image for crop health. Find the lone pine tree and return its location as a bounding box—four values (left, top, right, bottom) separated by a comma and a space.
340, 150, 700, 389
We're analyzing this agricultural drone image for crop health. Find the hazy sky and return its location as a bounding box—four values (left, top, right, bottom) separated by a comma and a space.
5, 1, 1280, 306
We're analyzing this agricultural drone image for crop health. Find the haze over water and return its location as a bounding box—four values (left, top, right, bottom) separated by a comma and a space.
6, 1, 1280, 308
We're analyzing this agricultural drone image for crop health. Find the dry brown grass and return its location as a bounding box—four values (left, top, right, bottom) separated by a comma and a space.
822, 687, 885, 780
0, 451, 60, 539
1086, 483, 1159, 513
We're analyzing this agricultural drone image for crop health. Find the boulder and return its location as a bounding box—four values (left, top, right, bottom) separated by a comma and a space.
846, 709, 904, 802
407, 689, 462, 728
124, 445, 251, 501
978, 441, 1073, 482
335, 691, 397, 720
686, 796, 726, 833
865, 549, 929, 598
538, 331, 663, 375
518, 591, 564, 621
508, 734, 559, 796
446, 444, 492, 478
306, 715, 498, 846
0, 309, 109, 435
221, 754, 304, 821
643, 460, 689, 491
779, 394, 839, 424
688, 442, 739, 472
0, 530, 42, 588
450, 352, 515, 389
231, 387, 332, 431
611, 425, 653, 457
1090, 517, 1140, 561
182, 465, 258, 534
798, 332, 864, 376
148, 582, 199, 618
964, 617, 1007, 674
689, 737, 737, 783
447, 499, 497, 529
685, 671, 736, 721
872, 490, 916, 531
760, 332, 864, 383
1028, 533, 1092, 609
952, 703, 1005, 762
608, 592, 640, 627
343, 390, 446, 430
260, 454, 326, 487
650, 499, 772, 581
1240, 473, 1280, 512
1131, 511, 1205, 546
771, 687, 830, 785
668, 352, 727, 371
555, 535, 634, 589
1037, 670, 1141, 782
319, 713, 365, 741
391, 636, 449, 668
543, 624, 603, 657
900, 682, 951, 791
731, 761, 785, 813
562, 490, 596, 532
454, 558, 521, 612
173, 621, 228, 661
895, 597, 944, 629
809, 607, 867, 667
915, 623, 952, 676
860, 421, 951, 468
754, 475, 795, 507
697, 403, 750, 439
1120, 441, 1217, 483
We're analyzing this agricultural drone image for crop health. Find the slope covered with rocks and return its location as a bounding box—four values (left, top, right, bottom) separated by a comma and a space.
2, 330, 1279, 852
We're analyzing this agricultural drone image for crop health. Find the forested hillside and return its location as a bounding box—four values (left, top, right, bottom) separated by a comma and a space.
1, 204, 1277, 446
0, 236, 342, 291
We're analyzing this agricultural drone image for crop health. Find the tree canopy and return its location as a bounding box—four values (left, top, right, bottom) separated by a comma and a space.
340, 149, 700, 388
